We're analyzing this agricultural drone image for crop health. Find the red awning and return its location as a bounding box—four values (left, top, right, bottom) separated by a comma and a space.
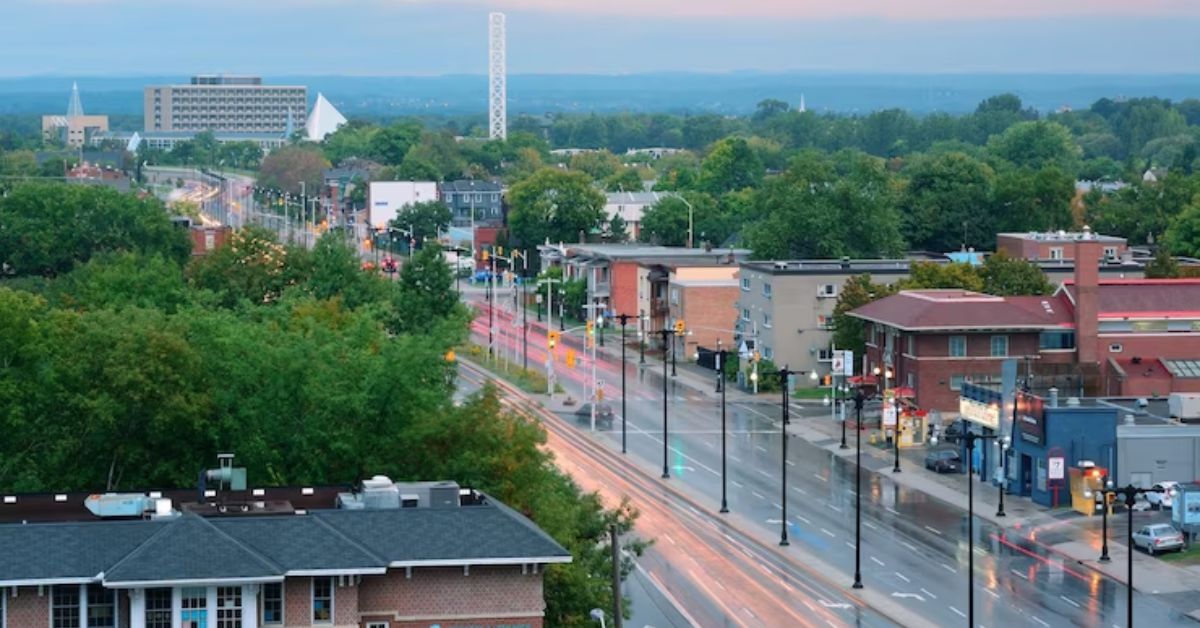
892, 386, 916, 398
848, 375, 878, 385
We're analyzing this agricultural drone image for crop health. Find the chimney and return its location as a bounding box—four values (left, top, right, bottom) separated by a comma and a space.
1074, 234, 1102, 365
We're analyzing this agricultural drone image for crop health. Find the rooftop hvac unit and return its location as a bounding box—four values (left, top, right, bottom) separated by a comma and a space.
361, 475, 400, 510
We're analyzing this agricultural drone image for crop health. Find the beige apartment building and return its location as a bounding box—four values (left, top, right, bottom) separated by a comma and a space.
144, 75, 307, 134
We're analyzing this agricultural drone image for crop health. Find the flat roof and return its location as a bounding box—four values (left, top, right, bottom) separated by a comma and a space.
998, 231, 1127, 243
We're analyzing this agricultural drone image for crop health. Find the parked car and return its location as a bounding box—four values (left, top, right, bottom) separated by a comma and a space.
1145, 481, 1180, 510
573, 403, 615, 429
1131, 523, 1185, 555
924, 448, 962, 474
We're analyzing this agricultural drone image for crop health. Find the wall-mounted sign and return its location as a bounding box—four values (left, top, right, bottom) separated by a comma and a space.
958, 397, 1000, 430
1016, 391, 1045, 445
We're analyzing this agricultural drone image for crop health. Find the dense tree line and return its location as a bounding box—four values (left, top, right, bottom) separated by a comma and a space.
0, 182, 640, 625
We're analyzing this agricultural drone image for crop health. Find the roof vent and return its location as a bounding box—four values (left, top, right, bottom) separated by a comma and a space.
1066, 397, 1082, 407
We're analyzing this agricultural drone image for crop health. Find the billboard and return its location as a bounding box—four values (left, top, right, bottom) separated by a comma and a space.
368, 181, 438, 230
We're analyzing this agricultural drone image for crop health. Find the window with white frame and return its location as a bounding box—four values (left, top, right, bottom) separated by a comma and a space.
818, 348, 833, 361
741, 308, 750, 321
764, 346, 774, 360
763, 283, 772, 298
1104, 246, 1118, 258
86, 585, 115, 628
261, 583, 283, 625
990, 335, 1009, 357
52, 585, 80, 628
818, 283, 837, 298
217, 587, 242, 628
144, 588, 172, 628
948, 335, 967, 357
1049, 247, 1064, 260
181, 587, 208, 628
312, 578, 333, 624
763, 313, 772, 328
741, 277, 751, 291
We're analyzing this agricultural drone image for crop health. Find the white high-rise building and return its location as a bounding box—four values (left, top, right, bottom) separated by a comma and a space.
488, 12, 507, 140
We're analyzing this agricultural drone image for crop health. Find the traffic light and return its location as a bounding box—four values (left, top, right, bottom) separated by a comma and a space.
566, 349, 577, 368
586, 321, 594, 336
548, 331, 559, 349
753, 350, 762, 362
481, 250, 490, 262
674, 319, 685, 335
497, 246, 504, 256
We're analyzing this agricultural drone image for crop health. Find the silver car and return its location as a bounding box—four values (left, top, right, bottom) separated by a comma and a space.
1132, 523, 1185, 555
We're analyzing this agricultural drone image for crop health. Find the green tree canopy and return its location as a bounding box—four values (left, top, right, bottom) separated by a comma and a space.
697, 137, 764, 194
986, 121, 1081, 172
390, 200, 452, 246
992, 166, 1076, 232
256, 145, 330, 195
901, 152, 996, 252
507, 168, 606, 247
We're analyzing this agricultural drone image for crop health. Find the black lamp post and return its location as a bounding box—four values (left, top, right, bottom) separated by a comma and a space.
768, 365, 798, 546
1090, 480, 1116, 562
852, 389, 865, 589
522, 279, 529, 371
638, 311, 647, 365
839, 383, 849, 449
1091, 484, 1167, 627
943, 431, 1008, 628
486, 259, 494, 357
671, 333, 678, 377
615, 313, 634, 455
718, 345, 729, 514
656, 328, 676, 479
892, 392, 902, 473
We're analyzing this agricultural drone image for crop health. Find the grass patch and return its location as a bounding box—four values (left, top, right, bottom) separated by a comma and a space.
791, 387, 836, 400
1157, 542, 1200, 565
460, 343, 564, 395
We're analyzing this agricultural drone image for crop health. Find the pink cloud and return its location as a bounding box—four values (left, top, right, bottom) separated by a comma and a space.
454, 0, 1199, 19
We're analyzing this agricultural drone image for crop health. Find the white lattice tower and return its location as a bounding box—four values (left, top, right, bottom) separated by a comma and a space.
488, 12, 507, 140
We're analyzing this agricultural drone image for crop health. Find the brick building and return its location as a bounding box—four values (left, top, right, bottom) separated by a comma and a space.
852, 238, 1200, 412
666, 266, 740, 357
189, 225, 232, 257
0, 477, 569, 628
996, 230, 1128, 262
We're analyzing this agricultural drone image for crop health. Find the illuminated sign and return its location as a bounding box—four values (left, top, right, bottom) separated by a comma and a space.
1016, 391, 1045, 445
958, 397, 1000, 430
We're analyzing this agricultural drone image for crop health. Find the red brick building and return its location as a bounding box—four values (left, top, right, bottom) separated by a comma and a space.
666, 267, 740, 357
852, 238, 1200, 411
189, 225, 232, 256
996, 230, 1127, 262
0, 478, 569, 628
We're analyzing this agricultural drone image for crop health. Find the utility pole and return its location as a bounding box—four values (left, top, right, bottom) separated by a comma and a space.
656, 328, 676, 479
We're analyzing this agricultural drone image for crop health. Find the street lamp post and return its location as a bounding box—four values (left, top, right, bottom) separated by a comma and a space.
840, 382, 849, 449
935, 431, 1008, 628
717, 342, 729, 514
852, 389, 865, 589
656, 328, 676, 479
1089, 484, 1168, 627
638, 311, 647, 365
764, 366, 817, 546
1089, 480, 1115, 562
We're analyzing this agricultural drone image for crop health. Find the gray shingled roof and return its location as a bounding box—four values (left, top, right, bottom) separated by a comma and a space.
0, 497, 570, 586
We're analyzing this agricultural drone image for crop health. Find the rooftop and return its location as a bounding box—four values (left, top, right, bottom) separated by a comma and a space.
850, 290, 1074, 331
441, 179, 503, 192
604, 191, 675, 204
1059, 279, 1200, 318
998, 230, 1127, 244
541, 243, 750, 263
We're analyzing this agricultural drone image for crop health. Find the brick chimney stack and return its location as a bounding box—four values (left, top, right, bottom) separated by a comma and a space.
1074, 230, 1102, 365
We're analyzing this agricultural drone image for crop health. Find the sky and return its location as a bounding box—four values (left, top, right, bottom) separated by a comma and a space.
1, 0, 1199, 76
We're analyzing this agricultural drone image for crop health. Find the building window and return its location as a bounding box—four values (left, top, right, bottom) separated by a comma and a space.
87, 585, 115, 628
763, 313, 772, 328
818, 348, 832, 361
990, 335, 1009, 357
817, 314, 832, 330
763, 283, 772, 298
1109, 343, 1123, 353
764, 346, 774, 360
1039, 331, 1075, 350
818, 284, 837, 298
1132, 320, 1168, 333
217, 587, 242, 628
181, 587, 208, 628
1049, 247, 1064, 260
741, 308, 750, 321
261, 583, 283, 625
312, 578, 333, 624
52, 586, 80, 628
366, 624, 389, 628
145, 588, 172, 628
948, 335, 967, 357
741, 277, 751, 291
1104, 246, 1118, 258
949, 375, 965, 391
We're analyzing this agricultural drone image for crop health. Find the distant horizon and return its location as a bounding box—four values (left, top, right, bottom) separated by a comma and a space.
5, 70, 1200, 80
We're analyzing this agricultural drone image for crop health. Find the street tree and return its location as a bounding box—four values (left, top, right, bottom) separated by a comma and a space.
507, 168, 606, 247
992, 166, 1075, 232
901, 152, 996, 252
390, 200, 452, 246
697, 137, 764, 194
986, 121, 1080, 172
979, 252, 1054, 296
256, 145, 330, 195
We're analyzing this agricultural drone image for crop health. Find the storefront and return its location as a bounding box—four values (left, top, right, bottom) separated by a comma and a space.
1006, 395, 1118, 508
958, 383, 1003, 483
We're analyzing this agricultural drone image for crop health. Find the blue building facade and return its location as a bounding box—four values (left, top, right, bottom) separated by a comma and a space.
1006, 401, 1118, 508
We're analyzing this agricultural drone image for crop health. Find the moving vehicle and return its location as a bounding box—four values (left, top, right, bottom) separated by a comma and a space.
573, 403, 615, 429
924, 448, 962, 474
1131, 523, 1185, 555
1146, 481, 1180, 510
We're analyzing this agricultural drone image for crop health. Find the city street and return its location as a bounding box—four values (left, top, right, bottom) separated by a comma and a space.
466, 295, 1196, 627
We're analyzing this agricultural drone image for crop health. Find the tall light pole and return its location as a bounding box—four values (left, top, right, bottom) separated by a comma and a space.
1086, 480, 1116, 562
638, 311, 647, 365
765, 366, 817, 546
615, 314, 635, 454
679, 195, 695, 249
656, 328, 676, 479
852, 389, 865, 589
717, 342, 729, 514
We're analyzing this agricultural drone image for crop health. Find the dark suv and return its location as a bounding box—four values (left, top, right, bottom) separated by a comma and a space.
924, 448, 962, 473
574, 403, 615, 429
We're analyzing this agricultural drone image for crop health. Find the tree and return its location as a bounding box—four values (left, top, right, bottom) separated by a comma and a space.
507, 168, 606, 247
832, 275, 896, 358
901, 152, 996, 252
697, 137, 764, 194
992, 166, 1075, 232
403, 131, 467, 180
390, 200, 452, 245
604, 168, 644, 192
53, 252, 189, 313
217, 141, 264, 170
606, 214, 629, 243
0, 182, 191, 277
390, 244, 460, 333
1145, 247, 1181, 278
368, 120, 422, 165
986, 121, 1080, 172
185, 227, 299, 307
322, 121, 379, 165
752, 99, 790, 124
256, 145, 330, 195
639, 193, 726, 247
568, 151, 622, 180
900, 262, 985, 291
979, 252, 1053, 296
1165, 202, 1200, 258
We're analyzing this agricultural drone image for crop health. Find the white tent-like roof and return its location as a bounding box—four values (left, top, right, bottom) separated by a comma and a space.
306, 93, 347, 142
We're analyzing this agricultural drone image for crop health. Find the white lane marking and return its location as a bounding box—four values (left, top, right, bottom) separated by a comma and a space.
941, 563, 957, 574
921, 588, 938, 600
864, 521, 878, 530
732, 480, 744, 488
714, 579, 727, 591
846, 541, 856, 549
742, 607, 756, 619
821, 528, 837, 538
792, 486, 808, 495
950, 606, 966, 619
985, 588, 999, 599
772, 503, 782, 509
974, 547, 986, 556
894, 572, 910, 583
1060, 596, 1081, 608
639, 565, 703, 628
786, 460, 796, 466
730, 455, 743, 463
757, 469, 772, 478
755, 445, 768, 453
663, 534, 676, 546
1010, 569, 1028, 580
752, 491, 766, 500
813, 473, 828, 482
885, 506, 900, 515
901, 541, 919, 552
795, 515, 811, 524
923, 525, 943, 536
704, 441, 714, 448
827, 503, 842, 513
1031, 617, 1050, 628
870, 556, 885, 566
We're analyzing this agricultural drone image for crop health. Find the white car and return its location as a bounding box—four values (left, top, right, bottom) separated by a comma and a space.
1145, 481, 1180, 510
